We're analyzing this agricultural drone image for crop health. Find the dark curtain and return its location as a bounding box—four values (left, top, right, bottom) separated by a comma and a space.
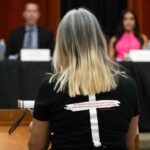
61, 0, 127, 37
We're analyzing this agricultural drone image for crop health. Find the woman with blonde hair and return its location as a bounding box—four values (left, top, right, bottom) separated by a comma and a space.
28, 8, 139, 150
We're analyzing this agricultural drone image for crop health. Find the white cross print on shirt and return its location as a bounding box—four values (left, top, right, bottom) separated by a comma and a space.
64, 95, 120, 147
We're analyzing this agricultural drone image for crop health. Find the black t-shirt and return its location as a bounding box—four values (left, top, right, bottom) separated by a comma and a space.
33, 74, 140, 150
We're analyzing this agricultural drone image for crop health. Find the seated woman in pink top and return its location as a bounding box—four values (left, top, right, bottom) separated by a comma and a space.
109, 10, 148, 61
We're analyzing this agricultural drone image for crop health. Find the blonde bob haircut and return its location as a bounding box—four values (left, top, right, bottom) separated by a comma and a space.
51, 8, 122, 97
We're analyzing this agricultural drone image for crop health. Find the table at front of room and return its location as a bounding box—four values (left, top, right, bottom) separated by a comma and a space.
0, 60, 150, 132
0, 109, 32, 150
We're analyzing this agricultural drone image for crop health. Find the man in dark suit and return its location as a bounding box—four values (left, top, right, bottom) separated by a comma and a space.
6, 2, 54, 58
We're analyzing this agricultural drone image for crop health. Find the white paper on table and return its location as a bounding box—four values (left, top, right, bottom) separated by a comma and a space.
20, 49, 51, 62
18, 100, 35, 109
129, 50, 150, 62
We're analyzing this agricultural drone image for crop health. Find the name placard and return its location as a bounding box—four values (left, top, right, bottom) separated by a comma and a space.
18, 100, 35, 109
20, 49, 51, 61
129, 50, 150, 62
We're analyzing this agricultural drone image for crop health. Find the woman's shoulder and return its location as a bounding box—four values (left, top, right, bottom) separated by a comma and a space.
117, 74, 137, 90
141, 33, 148, 41
38, 74, 55, 91
140, 33, 148, 48
141, 33, 148, 43
110, 36, 117, 44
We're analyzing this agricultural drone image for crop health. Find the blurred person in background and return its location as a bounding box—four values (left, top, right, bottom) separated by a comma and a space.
6, 2, 54, 58
109, 10, 148, 61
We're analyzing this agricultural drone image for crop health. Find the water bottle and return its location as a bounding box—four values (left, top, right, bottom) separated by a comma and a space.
0, 39, 6, 60
147, 40, 150, 50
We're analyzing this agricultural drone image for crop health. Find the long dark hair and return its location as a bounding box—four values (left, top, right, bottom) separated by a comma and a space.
115, 9, 144, 46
